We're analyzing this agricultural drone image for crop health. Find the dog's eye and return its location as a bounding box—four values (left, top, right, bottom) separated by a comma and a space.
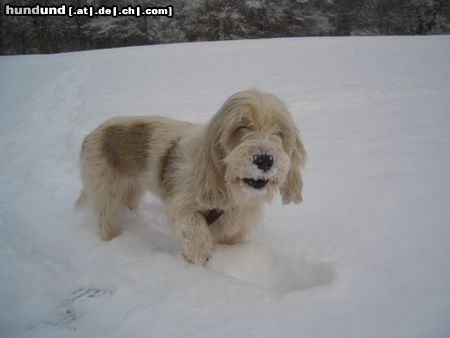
225, 126, 249, 150
236, 126, 249, 132
273, 130, 285, 146
233, 126, 250, 137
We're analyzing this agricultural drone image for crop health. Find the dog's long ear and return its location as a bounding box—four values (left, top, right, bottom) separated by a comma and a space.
195, 117, 229, 209
280, 128, 306, 204
195, 91, 251, 208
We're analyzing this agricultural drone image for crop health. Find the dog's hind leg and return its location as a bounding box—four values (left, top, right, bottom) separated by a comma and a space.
98, 207, 121, 241
91, 176, 123, 241
121, 178, 145, 211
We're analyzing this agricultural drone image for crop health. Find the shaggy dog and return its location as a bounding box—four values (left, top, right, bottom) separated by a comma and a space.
77, 89, 305, 265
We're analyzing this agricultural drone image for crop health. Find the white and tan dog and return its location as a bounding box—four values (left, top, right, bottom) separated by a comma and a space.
77, 89, 305, 265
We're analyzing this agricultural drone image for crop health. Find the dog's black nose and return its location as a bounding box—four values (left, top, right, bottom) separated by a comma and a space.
253, 154, 273, 172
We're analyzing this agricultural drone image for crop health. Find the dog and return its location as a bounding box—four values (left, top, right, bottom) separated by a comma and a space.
77, 89, 305, 265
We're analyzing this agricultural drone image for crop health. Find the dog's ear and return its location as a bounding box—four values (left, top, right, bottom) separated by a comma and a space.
280, 128, 306, 204
195, 119, 229, 209
195, 91, 250, 208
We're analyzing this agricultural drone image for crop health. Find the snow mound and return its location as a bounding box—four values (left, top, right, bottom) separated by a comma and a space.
209, 243, 334, 292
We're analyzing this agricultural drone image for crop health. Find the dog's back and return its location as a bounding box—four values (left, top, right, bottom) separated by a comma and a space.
78, 116, 192, 240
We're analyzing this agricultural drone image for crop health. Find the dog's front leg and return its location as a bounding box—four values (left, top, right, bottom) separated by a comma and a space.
178, 213, 213, 266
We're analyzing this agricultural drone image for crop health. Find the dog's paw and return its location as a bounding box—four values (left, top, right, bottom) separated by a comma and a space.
180, 223, 213, 266
181, 237, 212, 266
99, 223, 121, 241
182, 251, 210, 266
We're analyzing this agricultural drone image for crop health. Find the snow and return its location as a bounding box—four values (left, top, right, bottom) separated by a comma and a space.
1, 36, 450, 338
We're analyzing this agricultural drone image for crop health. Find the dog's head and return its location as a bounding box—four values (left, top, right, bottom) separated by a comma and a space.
196, 89, 305, 208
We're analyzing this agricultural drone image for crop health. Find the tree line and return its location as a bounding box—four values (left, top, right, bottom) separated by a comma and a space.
1, 0, 449, 55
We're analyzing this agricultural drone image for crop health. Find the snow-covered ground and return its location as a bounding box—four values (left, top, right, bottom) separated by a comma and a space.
1, 36, 450, 338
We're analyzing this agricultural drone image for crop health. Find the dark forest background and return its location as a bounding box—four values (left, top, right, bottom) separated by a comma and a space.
1, 0, 450, 55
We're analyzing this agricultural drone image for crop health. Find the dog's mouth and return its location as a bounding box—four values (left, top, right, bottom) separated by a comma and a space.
242, 178, 269, 189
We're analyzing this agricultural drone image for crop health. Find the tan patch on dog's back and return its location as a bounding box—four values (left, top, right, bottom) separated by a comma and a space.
101, 123, 150, 175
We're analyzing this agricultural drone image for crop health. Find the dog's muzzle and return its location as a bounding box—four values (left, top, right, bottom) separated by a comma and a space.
240, 152, 275, 189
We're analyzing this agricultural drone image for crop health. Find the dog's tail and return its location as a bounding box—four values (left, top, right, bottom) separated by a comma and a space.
75, 189, 87, 209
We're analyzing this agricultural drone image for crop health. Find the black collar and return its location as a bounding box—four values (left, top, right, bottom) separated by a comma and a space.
203, 209, 224, 225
